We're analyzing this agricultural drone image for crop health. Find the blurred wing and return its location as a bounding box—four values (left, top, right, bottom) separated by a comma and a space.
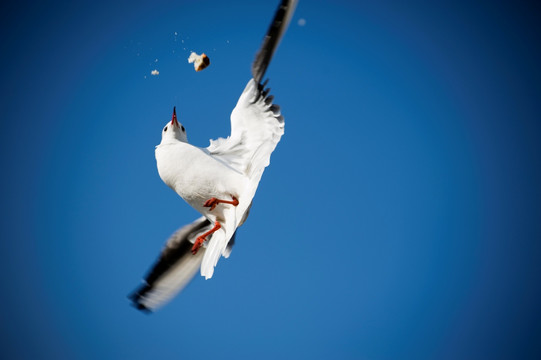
207, 79, 284, 180
129, 217, 212, 312
252, 0, 298, 84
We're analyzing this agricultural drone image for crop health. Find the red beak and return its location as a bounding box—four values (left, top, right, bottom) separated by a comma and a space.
171, 107, 179, 127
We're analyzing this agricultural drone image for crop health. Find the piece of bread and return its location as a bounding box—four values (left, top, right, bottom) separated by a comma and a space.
188, 52, 210, 72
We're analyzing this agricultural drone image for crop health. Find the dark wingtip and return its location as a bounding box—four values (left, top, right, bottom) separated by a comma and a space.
128, 284, 154, 314
130, 300, 153, 314
251, 0, 298, 85
254, 78, 272, 103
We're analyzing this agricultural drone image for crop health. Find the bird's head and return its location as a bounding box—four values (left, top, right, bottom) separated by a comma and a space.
160, 107, 188, 144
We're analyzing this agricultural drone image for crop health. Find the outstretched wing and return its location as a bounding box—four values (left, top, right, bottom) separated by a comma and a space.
252, 0, 298, 84
206, 0, 296, 178
207, 79, 284, 180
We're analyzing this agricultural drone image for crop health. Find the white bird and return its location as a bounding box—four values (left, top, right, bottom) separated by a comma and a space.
130, 0, 298, 312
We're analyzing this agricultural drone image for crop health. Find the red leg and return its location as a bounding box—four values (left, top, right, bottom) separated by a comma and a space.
191, 221, 221, 255
203, 195, 239, 211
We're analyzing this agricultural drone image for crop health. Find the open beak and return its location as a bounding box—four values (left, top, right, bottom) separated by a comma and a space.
171, 107, 180, 127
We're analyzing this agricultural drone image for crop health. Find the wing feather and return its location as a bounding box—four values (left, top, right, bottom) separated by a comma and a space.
129, 217, 212, 312
252, 0, 299, 84
207, 79, 284, 180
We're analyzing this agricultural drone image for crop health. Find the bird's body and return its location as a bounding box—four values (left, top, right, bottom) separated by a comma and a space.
129, 0, 297, 312
153, 78, 284, 281
156, 141, 248, 221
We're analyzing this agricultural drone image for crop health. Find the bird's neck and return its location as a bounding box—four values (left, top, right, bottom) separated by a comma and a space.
159, 137, 186, 146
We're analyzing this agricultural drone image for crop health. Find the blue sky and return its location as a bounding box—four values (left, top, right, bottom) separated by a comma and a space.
1, 0, 540, 359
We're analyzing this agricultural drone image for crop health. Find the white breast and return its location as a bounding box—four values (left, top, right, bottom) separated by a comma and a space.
155, 142, 248, 216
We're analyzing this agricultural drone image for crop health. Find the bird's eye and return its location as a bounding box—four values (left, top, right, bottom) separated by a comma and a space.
164, 126, 168, 132
181, 125, 185, 132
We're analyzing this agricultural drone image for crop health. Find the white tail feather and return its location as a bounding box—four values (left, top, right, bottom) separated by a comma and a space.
201, 228, 227, 279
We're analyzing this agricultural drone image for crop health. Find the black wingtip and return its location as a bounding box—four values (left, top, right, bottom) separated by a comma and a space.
131, 302, 153, 314
128, 284, 154, 314
251, 0, 298, 85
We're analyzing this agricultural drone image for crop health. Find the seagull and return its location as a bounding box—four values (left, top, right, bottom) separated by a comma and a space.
129, 0, 298, 312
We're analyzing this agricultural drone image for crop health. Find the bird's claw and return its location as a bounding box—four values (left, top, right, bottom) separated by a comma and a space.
191, 237, 205, 255
191, 221, 221, 255
203, 195, 239, 211
203, 198, 219, 211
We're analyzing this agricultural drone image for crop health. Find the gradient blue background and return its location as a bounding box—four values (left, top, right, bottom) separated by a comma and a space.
1, 0, 540, 359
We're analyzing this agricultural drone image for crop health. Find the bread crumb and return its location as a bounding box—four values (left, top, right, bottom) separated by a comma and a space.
188, 52, 210, 72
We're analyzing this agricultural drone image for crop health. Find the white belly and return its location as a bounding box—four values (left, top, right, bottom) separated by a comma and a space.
155, 143, 248, 218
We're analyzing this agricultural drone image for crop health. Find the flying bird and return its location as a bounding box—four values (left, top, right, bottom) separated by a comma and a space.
129, 0, 298, 312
